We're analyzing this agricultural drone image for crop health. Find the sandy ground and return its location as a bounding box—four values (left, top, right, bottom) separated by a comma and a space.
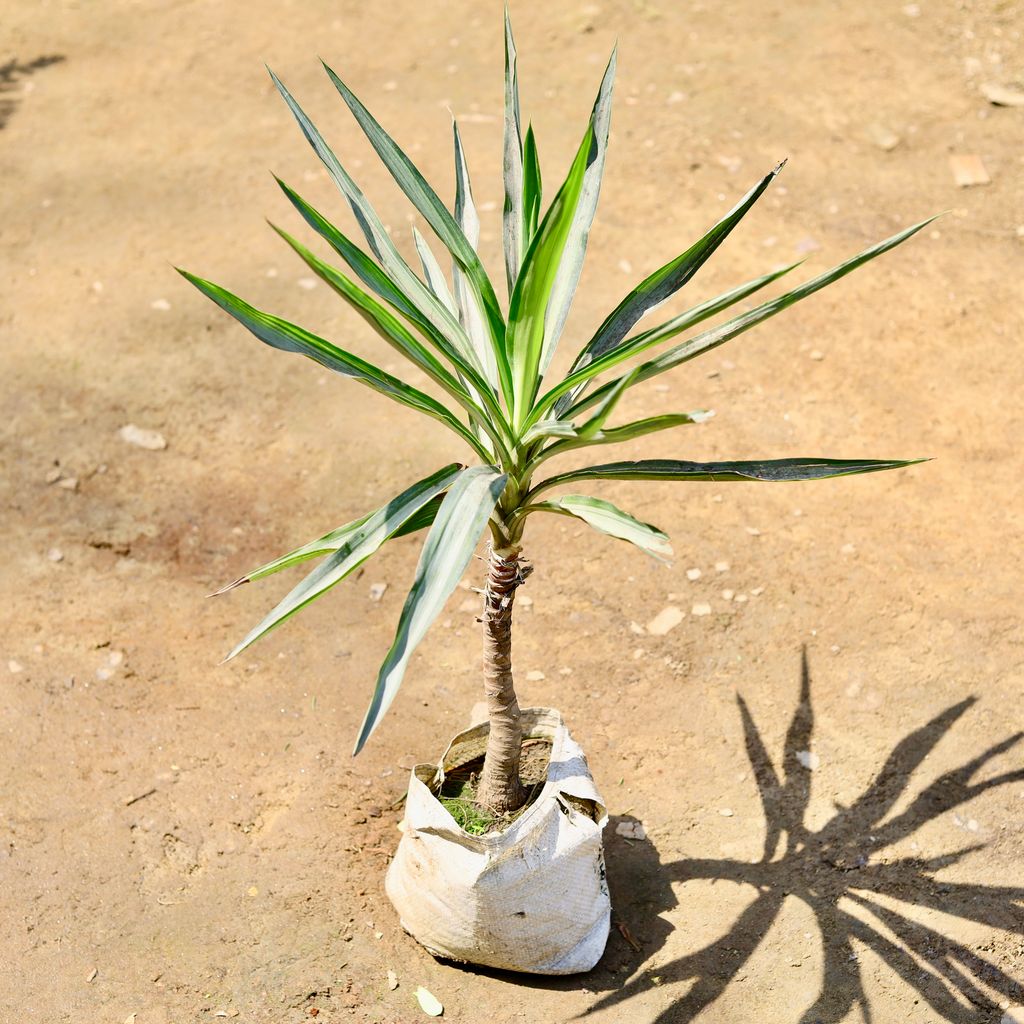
2, 1, 1023, 1021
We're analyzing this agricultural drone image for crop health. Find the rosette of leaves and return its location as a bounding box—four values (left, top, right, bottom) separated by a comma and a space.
181, 13, 930, 813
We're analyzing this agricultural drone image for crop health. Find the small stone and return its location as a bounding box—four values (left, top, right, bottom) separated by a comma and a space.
841, 543, 856, 555
87, 967, 98, 982
629, 621, 645, 635
745, 527, 761, 536
667, 90, 686, 104
47, 548, 64, 562
809, 349, 824, 361
44, 466, 62, 484
247, 886, 259, 897
750, 586, 765, 597
108, 650, 124, 667
387, 970, 398, 991
519, 593, 533, 609
685, 567, 702, 581
719, 807, 734, 817
714, 561, 730, 573
721, 589, 735, 601
735, 594, 748, 604
866, 123, 901, 151
949, 154, 991, 187
8, 660, 24, 674
57, 476, 79, 491
368, 582, 388, 602
632, 648, 645, 660
558, 667, 572, 676
646, 606, 684, 636
618, 259, 632, 274
525, 670, 545, 682
830, 644, 841, 654
691, 603, 712, 617
415, 987, 443, 1017
96, 667, 113, 681
119, 424, 167, 450
150, 298, 171, 311
296, 277, 317, 290
982, 82, 1024, 107
615, 820, 646, 840
796, 750, 820, 770
902, 2, 919, 14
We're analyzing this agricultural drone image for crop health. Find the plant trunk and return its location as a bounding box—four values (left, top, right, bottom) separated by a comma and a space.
476, 545, 530, 814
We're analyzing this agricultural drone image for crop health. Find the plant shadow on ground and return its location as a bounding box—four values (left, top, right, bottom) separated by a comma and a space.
458, 650, 1024, 1023
0, 55, 65, 131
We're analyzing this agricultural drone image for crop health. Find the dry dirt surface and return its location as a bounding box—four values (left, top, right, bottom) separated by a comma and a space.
2, 1, 1023, 1021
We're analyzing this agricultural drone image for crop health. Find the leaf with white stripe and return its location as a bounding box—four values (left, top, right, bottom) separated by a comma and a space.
523, 494, 672, 562
354, 465, 507, 753
224, 464, 463, 660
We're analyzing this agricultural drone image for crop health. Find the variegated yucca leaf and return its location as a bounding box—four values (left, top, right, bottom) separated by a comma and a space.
183, 10, 931, 753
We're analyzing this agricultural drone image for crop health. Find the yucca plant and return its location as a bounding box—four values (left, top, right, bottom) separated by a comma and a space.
181, 14, 929, 815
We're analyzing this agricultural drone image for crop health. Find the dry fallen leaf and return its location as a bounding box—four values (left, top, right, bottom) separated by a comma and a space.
415, 985, 444, 1016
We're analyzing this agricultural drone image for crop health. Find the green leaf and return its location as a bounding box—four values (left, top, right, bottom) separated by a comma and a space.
502, 7, 525, 296
529, 457, 927, 499
521, 419, 580, 444
212, 495, 445, 595
526, 411, 711, 475
268, 71, 492, 389
354, 465, 507, 754
452, 120, 503, 392
413, 227, 457, 314
522, 123, 543, 244
540, 50, 616, 379
565, 163, 783, 381
507, 124, 595, 424
521, 494, 672, 562
274, 180, 513, 449
322, 62, 509, 395
178, 269, 489, 459
223, 465, 463, 660
542, 259, 800, 426
572, 216, 938, 416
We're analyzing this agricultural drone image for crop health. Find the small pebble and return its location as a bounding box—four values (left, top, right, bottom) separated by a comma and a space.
646, 606, 684, 636
297, 277, 317, 290
841, 543, 856, 555
719, 807, 734, 817
615, 820, 646, 840
721, 589, 735, 601
691, 602, 712, 617
519, 594, 534, 609
47, 547, 64, 562
796, 750, 821, 770
866, 123, 901, 151
685, 568, 702, 581
667, 90, 686, 104
714, 561, 730, 572
386, 970, 398, 991
8, 660, 24, 674
735, 594, 748, 604
618, 259, 632, 274
629, 621, 645, 635
96, 667, 113, 681
415, 987, 444, 1017
632, 648, 645, 660
525, 670, 545, 682
809, 350, 824, 361
368, 582, 388, 602
745, 527, 761, 536
558, 667, 572, 676
44, 466, 62, 484
750, 586, 764, 597
57, 476, 79, 491
119, 424, 167, 451
150, 298, 171, 311
949, 154, 991, 187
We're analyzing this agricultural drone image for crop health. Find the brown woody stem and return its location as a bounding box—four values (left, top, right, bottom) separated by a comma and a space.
476, 544, 531, 813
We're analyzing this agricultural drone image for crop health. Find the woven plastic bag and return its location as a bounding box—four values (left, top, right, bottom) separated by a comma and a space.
385, 707, 610, 974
